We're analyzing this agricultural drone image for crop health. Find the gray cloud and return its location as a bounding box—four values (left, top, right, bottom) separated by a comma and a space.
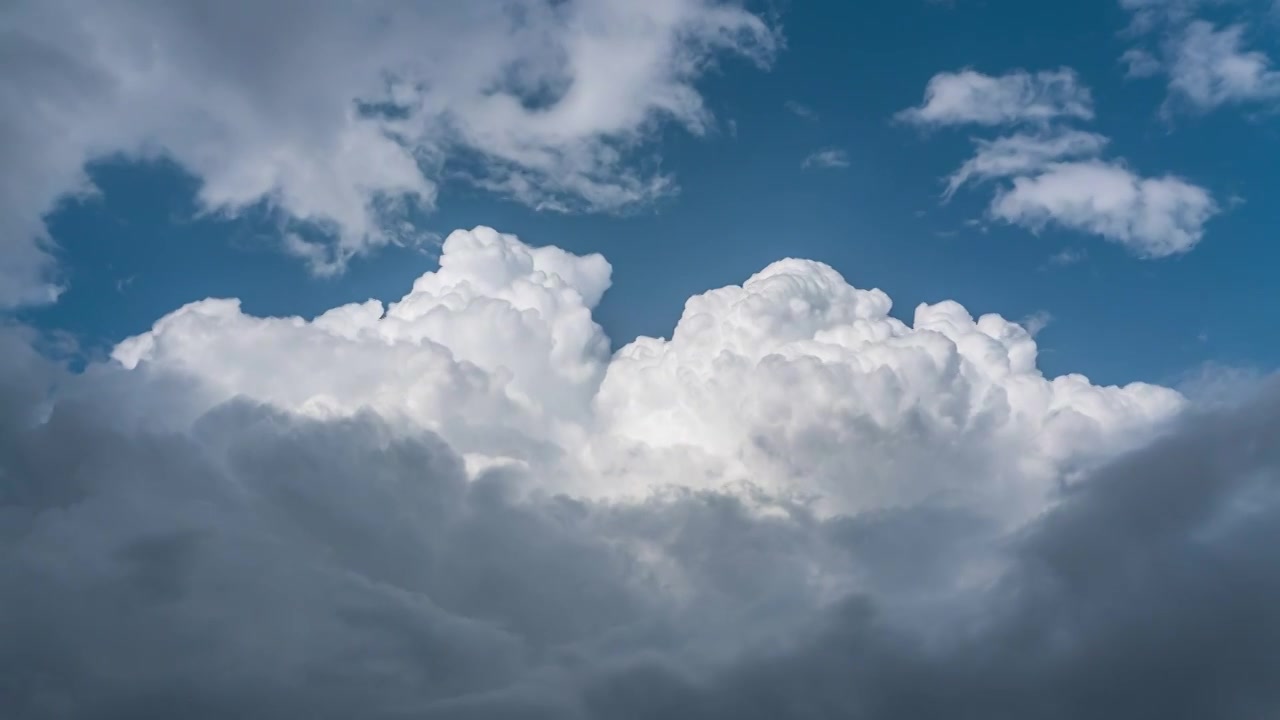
3, 324, 1280, 718
684, 384, 1280, 719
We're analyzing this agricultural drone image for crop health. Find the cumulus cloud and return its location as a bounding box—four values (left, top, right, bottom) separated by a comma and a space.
0, 0, 776, 306
4, 227, 1280, 718
801, 149, 850, 169
896, 68, 1094, 127
989, 161, 1219, 257
107, 227, 1184, 521
903, 65, 1217, 256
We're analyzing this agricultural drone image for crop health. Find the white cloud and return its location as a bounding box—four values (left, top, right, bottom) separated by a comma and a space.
110, 227, 614, 458
1020, 310, 1053, 338
801, 149, 850, 169
896, 68, 1094, 127
1166, 20, 1280, 109
106, 226, 1184, 524
990, 161, 1218, 257
944, 129, 1110, 199
1119, 2, 1280, 113
0, 0, 777, 307
903, 64, 1218, 256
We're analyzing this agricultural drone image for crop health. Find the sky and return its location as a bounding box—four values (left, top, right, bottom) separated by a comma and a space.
16, 0, 1280, 386
3, 1, 1280, 718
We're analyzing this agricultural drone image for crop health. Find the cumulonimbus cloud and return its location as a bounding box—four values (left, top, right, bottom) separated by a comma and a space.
0, 0, 777, 307
4, 226, 1280, 718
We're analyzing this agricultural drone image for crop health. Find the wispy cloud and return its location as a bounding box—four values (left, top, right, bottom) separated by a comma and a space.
896, 68, 1094, 127
944, 129, 1110, 199
1166, 21, 1280, 110
1048, 247, 1087, 266
0, 1, 778, 307
802, 148, 851, 169
1020, 310, 1054, 337
785, 100, 819, 120
1120, 2, 1280, 114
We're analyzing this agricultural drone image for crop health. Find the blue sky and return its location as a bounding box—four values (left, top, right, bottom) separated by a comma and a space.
14, 0, 1280, 387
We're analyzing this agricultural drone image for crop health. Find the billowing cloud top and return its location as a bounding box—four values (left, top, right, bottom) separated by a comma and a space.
6, 227, 1280, 718
107, 227, 1183, 521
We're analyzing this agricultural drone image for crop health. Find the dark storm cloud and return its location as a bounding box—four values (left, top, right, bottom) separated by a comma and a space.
1, 328, 1279, 719
585, 381, 1280, 720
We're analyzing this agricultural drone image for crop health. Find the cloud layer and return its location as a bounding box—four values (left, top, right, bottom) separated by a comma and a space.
10, 227, 1273, 719
0, 0, 775, 306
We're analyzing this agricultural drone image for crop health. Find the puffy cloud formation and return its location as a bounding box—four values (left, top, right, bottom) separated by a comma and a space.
108, 227, 1183, 523
895, 69, 1094, 127
5, 227, 1280, 718
0, 0, 775, 306
989, 161, 1218, 257
903, 69, 1217, 256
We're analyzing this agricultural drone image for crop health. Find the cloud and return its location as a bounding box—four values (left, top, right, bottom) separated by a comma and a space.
1121, 48, 1164, 78
801, 149, 850, 169
1120, 2, 1280, 113
904, 67, 1217, 256
1020, 310, 1053, 338
989, 160, 1218, 257
896, 68, 1094, 127
784, 101, 818, 120
0, 0, 777, 307
1166, 21, 1280, 110
944, 129, 1110, 199
662, 386, 1280, 718
4, 229, 1280, 717
1119, 0, 1217, 33
105, 227, 1184, 521
1048, 246, 1088, 266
